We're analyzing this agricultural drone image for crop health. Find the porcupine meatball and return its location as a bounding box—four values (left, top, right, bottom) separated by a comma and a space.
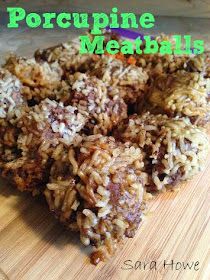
116, 112, 209, 192
65, 73, 127, 135
133, 34, 208, 77
17, 98, 86, 152
0, 68, 25, 119
33, 31, 120, 73
0, 69, 26, 165
142, 70, 210, 126
34, 41, 97, 74
89, 56, 148, 104
45, 135, 148, 264
4, 56, 65, 103
135, 52, 208, 77
2, 99, 87, 193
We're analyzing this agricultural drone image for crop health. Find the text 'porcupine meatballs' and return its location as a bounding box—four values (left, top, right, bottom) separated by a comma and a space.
89, 56, 148, 104
116, 112, 209, 192
66, 72, 127, 135
2, 99, 86, 194
143, 71, 210, 126
45, 135, 148, 264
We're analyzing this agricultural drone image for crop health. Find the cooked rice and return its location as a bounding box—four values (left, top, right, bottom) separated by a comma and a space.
141, 70, 210, 126
2, 156, 51, 194
34, 41, 97, 74
66, 72, 127, 134
17, 98, 86, 155
0, 120, 20, 165
0, 69, 27, 168
1, 98, 86, 193
4, 56, 65, 102
45, 135, 147, 264
135, 53, 208, 77
0, 68, 26, 120
0, 33, 209, 265
116, 112, 209, 192
133, 34, 209, 77
89, 55, 148, 104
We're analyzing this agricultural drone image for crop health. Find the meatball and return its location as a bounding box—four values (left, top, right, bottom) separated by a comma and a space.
1, 99, 86, 193
0, 68, 26, 120
1, 156, 51, 194
133, 34, 208, 77
143, 71, 210, 126
45, 135, 148, 264
67, 73, 127, 135
135, 53, 208, 77
34, 41, 97, 74
17, 98, 86, 156
0, 69, 26, 167
0, 34, 209, 266
116, 112, 209, 192
4, 56, 64, 102
0, 121, 20, 165
89, 56, 148, 104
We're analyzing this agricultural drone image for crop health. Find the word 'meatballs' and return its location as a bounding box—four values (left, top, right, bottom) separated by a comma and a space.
117, 112, 209, 192
45, 135, 148, 264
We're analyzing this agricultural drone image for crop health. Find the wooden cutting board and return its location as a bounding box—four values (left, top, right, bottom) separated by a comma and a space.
0, 149, 210, 280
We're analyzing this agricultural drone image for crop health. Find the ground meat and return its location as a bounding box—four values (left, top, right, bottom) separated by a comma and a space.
1, 98, 86, 193
34, 41, 97, 74
45, 135, 147, 262
140, 70, 210, 126
17, 98, 86, 156
88, 56, 148, 104
0, 69, 27, 168
4, 56, 65, 102
1, 156, 51, 194
0, 68, 26, 120
0, 33, 209, 266
116, 112, 209, 192
66, 73, 127, 135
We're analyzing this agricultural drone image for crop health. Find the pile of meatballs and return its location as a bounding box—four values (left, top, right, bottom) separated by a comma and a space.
0, 33, 209, 264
